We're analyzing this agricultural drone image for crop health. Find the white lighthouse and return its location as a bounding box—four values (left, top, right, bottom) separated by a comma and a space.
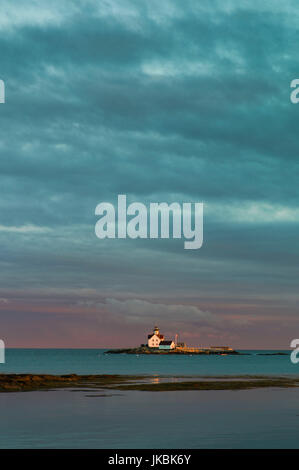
147, 325, 164, 348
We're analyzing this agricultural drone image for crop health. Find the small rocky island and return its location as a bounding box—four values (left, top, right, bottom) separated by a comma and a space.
105, 346, 240, 355
105, 325, 240, 355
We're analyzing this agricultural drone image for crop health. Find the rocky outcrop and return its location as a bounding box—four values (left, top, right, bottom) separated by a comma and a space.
0, 373, 137, 392
0, 373, 298, 393
105, 346, 240, 355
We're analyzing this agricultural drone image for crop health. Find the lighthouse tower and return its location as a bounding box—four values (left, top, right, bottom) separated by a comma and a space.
147, 325, 164, 348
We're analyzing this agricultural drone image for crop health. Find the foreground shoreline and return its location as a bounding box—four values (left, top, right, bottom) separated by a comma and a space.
0, 373, 299, 393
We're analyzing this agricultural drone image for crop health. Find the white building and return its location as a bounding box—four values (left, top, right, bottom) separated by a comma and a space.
147, 326, 165, 348
159, 340, 175, 350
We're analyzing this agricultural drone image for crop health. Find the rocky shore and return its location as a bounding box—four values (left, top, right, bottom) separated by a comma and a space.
105, 346, 241, 355
0, 373, 139, 392
1, 373, 298, 393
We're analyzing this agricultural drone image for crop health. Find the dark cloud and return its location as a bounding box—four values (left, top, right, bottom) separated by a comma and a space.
0, 0, 298, 347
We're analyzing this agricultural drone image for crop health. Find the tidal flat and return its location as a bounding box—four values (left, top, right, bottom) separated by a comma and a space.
1, 373, 299, 393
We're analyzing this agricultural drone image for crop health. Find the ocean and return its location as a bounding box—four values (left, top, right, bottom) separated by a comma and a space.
0, 349, 299, 449
0, 348, 297, 376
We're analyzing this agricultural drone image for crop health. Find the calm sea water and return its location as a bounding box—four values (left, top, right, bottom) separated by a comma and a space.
0, 348, 297, 376
0, 388, 299, 448
1, 349, 299, 449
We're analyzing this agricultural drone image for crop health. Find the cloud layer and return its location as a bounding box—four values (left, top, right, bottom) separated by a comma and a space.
0, 0, 298, 347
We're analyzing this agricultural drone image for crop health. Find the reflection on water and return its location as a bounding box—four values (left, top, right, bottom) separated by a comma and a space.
0, 387, 299, 449
150, 376, 160, 384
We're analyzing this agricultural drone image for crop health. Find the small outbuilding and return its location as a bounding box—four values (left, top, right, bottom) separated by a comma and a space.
159, 340, 175, 350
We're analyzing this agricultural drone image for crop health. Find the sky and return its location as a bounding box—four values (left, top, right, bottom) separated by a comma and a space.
0, 0, 298, 348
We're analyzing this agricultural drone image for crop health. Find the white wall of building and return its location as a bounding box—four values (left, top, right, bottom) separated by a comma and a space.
148, 334, 161, 348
